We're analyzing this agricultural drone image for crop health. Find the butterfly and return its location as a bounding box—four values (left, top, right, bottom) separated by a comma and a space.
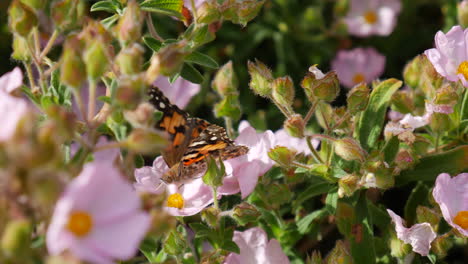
148, 86, 249, 185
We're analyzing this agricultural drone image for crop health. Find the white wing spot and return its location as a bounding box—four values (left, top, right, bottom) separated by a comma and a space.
210, 136, 218, 141
159, 102, 165, 109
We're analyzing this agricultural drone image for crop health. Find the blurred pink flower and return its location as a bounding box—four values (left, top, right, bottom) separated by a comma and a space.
70, 136, 121, 163
134, 156, 216, 216
47, 162, 151, 264
184, 0, 206, 10
219, 121, 276, 198
0, 67, 23, 93
388, 110, 405, 121
344, 0, 401, 37
387, 209, 437, 256
224, 227, 290, 264
274, 129, 319, 155
425, 25, 468, 87
331, 47, 386, 89
153, 76, 200, 109
432, 173, 468, 237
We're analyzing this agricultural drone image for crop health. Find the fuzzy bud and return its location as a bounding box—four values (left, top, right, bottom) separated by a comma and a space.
60, 36, 86, 88
431, 233, 452, 258
232, 202, 261, 226
212, 61, 237, 96
416, 206, 440, 227
83, 39, 110, 81
116, 0, 143, 45
365, 161, 394, 189
124, 128, 167, 154
458, 1, 468, 28
202, 157, 226, 188
391, 91, 413, 114
11, 34, 30, 61
403, 55, 423, 89
116, 74, 147, 108
197, 0, 221, 24
389, 233, 411, 258
146, 43, 187, 82
283, 114, 305, 138
44, 106, 77, 141
346, 83, 369, 114
247, 59, 273, 97
116, 43, 145, 75
124, 102, 156, 128
8, 0, 38, 37
1, 220, 32, 258
201, 207, 221, 228
334, 137, 367, 162
301, 68, 340, 102
268, 146, 297, 168
272, 76, 295, 108
51, 0, 85, 31
326, 241, 353, 264
394, 149, 415, 170
20, 0, 46, 9
214, 94, 242, 121
338, 174, 359, 198
222, 0, 265, 26
163, 230, 187, 256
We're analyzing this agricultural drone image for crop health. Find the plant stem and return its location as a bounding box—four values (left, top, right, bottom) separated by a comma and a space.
303, 100, 318, 125
306, 136, 324, 164
212, 187, 219, 210
88, 80, 97, 123
224, 117, 235, 138
190, 0, 198, 23
23, 62, 36, 92
39, 30, 59, 60
146, 13, 163, 41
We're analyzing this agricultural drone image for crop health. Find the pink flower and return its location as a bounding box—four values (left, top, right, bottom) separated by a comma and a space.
387, 209, 437, 256
432, 173, 468, 237
331, 47, 386, 89
344, 0, 401, 37
47, 162, 151, 264
224, 227, 290, 264
0, 67, 23, 93
184, 0, 206, 10
424, 25, 468, 87
153, 76, 200, 109
219, 121, 276, 198
134, 156, 216, 216
274, 129, 319, 155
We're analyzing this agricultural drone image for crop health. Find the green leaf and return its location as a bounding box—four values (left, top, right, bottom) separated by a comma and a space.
90, 0, 121, 13
293, 180, 334, 208
221, 240, 240, 254
180, 63, 204, 84
297, 209, 326, 234
325, 191, 338, 214
101, 14, 119, 28
382, 136, 399, 164
396, 145, 468, 186
143, 36, 163, 52
140, 0, 183, 18
356, 79, 402, 150
185, 51, 219, 69
349, 194, 376, 264
367, 202, 390, 230
97, 96, 112, 104
189, 223, 211, 238
404, 182, 429, 225
139, 237, 159, 262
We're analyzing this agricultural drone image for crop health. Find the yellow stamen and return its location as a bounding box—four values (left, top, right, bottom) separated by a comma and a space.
457, 61, 468, 80
167, 193, 184, 209
352, 73, 366, 84
364, 11, 378, 24
453, 211, 468, 229
67, 211, 93, 237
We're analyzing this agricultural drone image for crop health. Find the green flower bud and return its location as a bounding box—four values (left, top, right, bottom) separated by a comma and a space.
307, 251, 322, 264
403, 55, 423, 89
124, 102, 156, 128
325, 241, 353, 264
334, 137, 367, 162
124, 128, 167, 154
394, 149, 416, 170
197, 0, 221, 24
283, 114, 305, 138
431, 233, 452, 258
391, 91, 413, 114
434, 84, 458, 105
232, 202, 261, 226
301, 68, 340, 102
212, 61, 237, 96
235, 0, 265, 26
201, 207, 220, 228
268, 146, 297, 168
247, 59, 273, 97
429, 113, 454, 133
346, 83, 369, 114
116, 0, 143, 45
214, 95, 241, 121
1, 220, 31, 258
60, 36, 86, 88
163, 230, 187, 256
8, 0, 38, 37
389, 233, 411, 258
458, 1, 468, 28
272, 76, 295, 108
116, 43, 144, 75
116, 74, 148, 108
338, 174, 359, 198
11, 34, 30, 61
416, 206, 440, 227
84, 39, 110, 81
51, 0, 85, 31
145, 43, 187, 82
203, 156, 226, 188
20, 0, 46, 10
44, 105, 77, 141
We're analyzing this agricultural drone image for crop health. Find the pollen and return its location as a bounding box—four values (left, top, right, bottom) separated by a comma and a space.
364, 11, 378, 24
167, 193, 184, 209
457, 61, 468, 80
67, 211, 93, 237
352, 73, 366, 84
453, 211, 468, 229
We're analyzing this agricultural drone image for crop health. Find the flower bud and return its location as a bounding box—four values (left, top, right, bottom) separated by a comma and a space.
163, 230, 187, 256
434, 85, 458, 105
338, 174, 359, 198
202, 156, 226, 188
8, 0, 38, 37
403, 55, 423, 89
391, 91, 413, 114
201, 207, 220, 228
214, 95, 242, 121
232, 202, 260, 226
116, 0, 143, 45
124, 128, 167, 154
84, 39, 110, 81
11, 34, 30, 61
347, 83, 369, 114
458, 1, 468, 28
116, 43, 145, 75
51, 0, 85, 31
197, 0, 221, 24
44, 105, 77, 141
416, 206, 440, 228
365, 161, 394, 189
146, 43, 187, 82
1, 220, 31, 258
60, 35, 86, 88
268, 146, 297, 168
247, 59, 273, 97
334, 137, 367, 162
124, 102, 156, 128
394, 149, 415, 170
283, 114, 305, 138
116, 74, 147, 108
389, 233, 411, 258
301, 68, 340, 102
272, 76, 295, 108
236, 0, 265, 26
212, 61, 237, 96
431, 233, 452, 258
325, 241, 353, 264
429, 113, 454, 133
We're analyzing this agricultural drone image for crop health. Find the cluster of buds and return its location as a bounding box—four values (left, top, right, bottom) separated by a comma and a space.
212, 61, 242, 121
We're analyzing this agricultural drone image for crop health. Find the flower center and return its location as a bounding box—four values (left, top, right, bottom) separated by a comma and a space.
364, 11, 378, 24
457, 61, 468, 80
67, 211, 93, 237
352, 73, 366, 84
453, 211, 468, 229
167, 193, 184, 209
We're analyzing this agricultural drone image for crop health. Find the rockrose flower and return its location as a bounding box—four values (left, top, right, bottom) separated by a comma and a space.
0, 67, 22, 94
433, 173, 468, 237
224, 227, 290, 264
47, 162, 151, 264
274, 129, 319, 155
344, 0, 402, 37
425, 25, 468, 87
153, 76, 200, 109
387, 209, 437, 256
331, 47, 386, 89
